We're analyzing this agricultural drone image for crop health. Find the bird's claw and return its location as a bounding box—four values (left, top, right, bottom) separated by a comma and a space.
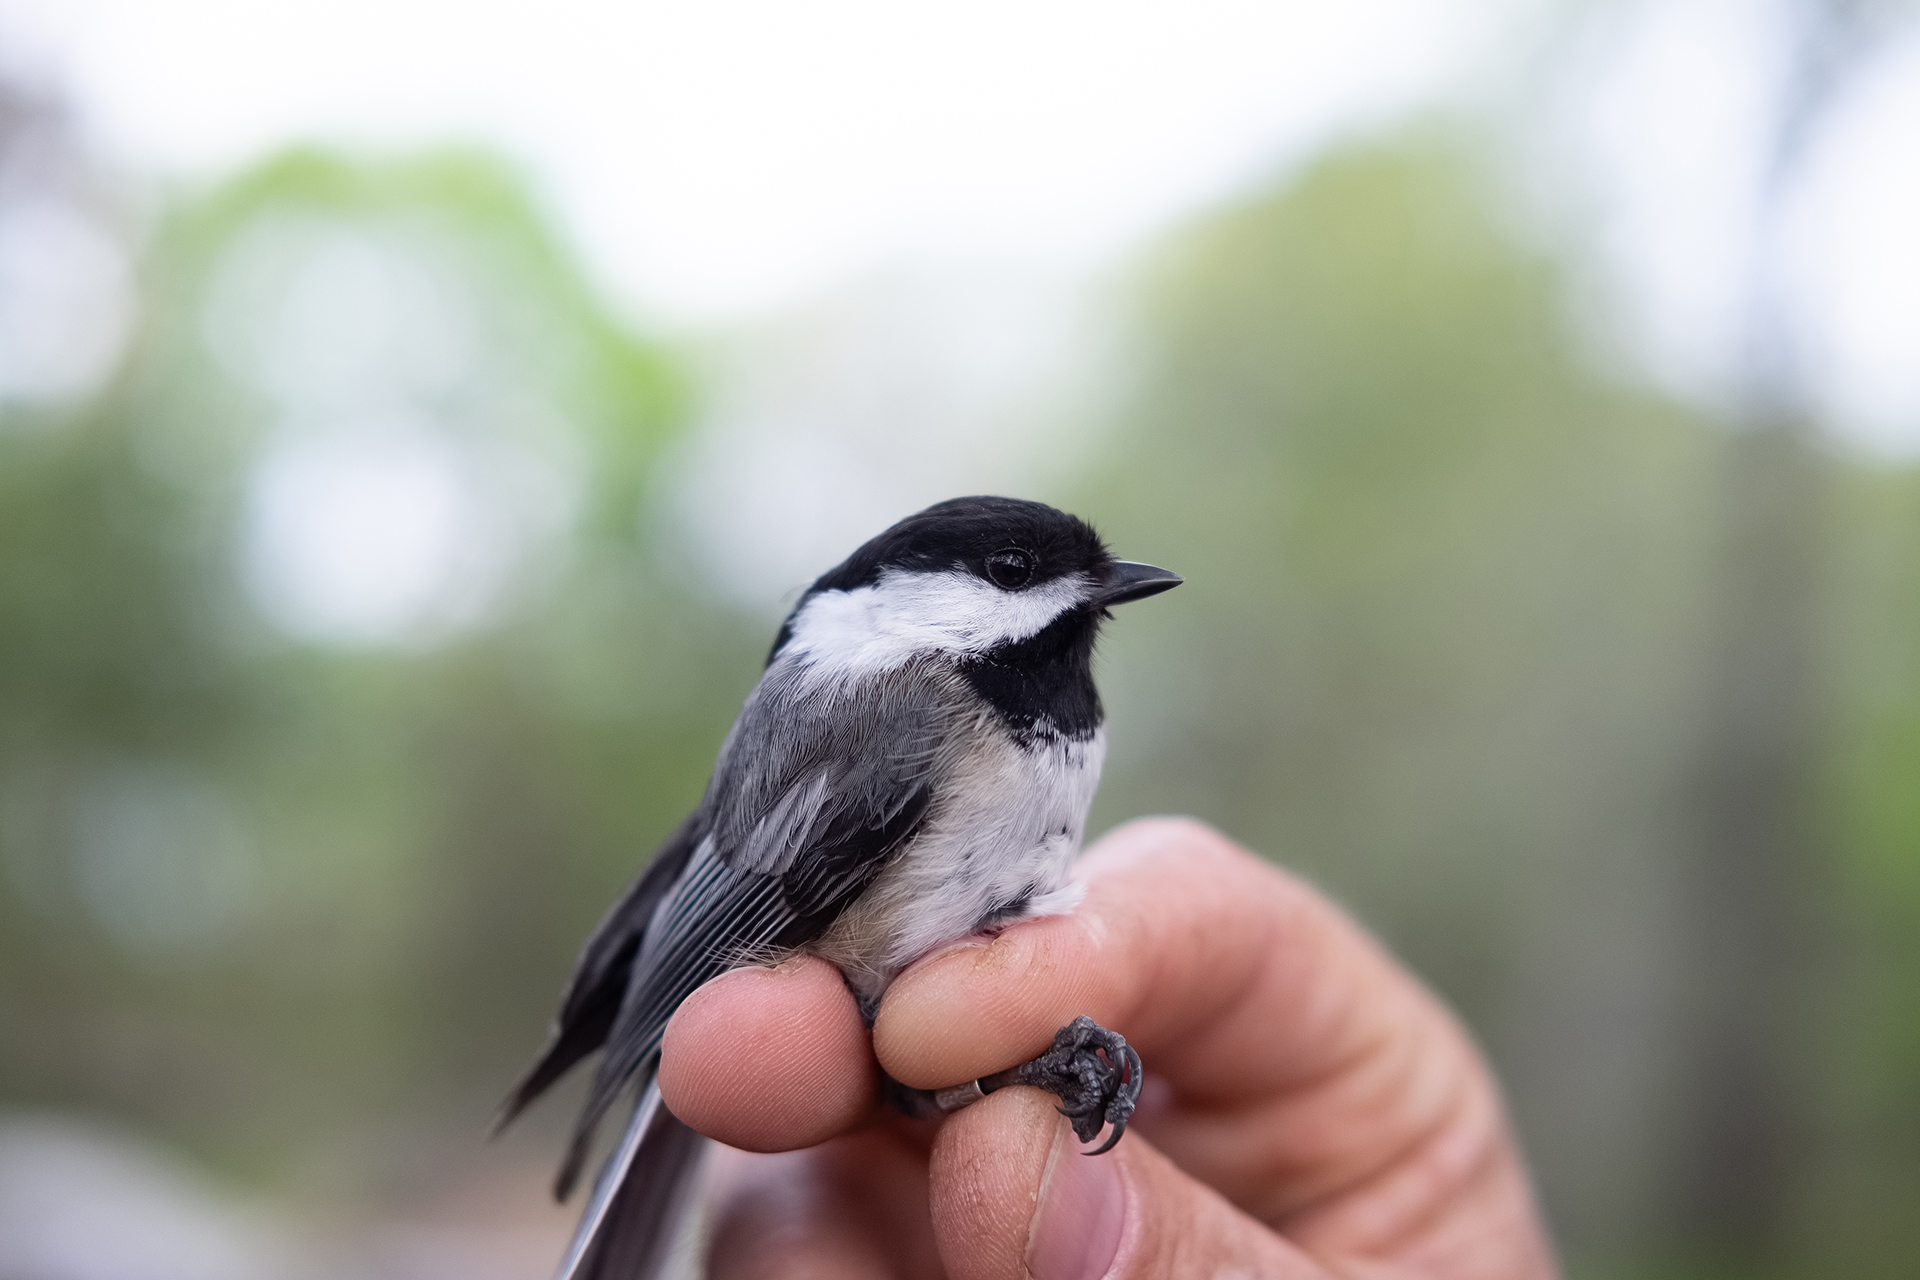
904, 1014, 1143, 1153
1002, 1015, 1142, 1155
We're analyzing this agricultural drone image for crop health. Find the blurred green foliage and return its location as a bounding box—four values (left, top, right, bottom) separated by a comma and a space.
3, 130, 1918, 1278
1081, 138, 1919, 1276
0, 149, 762, 1188
1087, 139, 1723, 1264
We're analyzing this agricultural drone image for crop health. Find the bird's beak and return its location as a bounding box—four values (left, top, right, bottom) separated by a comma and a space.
1093, 559, 1183, 607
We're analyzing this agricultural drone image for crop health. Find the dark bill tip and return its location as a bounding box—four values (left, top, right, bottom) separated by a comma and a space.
1095, 559, 1183, 607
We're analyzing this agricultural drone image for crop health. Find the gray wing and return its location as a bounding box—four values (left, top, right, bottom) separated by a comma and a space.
706, 656, 958, 905
554, 655, 959, 1195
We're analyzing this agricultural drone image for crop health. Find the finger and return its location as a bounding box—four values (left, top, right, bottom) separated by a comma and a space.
929, 1086, 1332, 1280
658, 954, 875, 1152
874, 817, 1404, 1096
706, 1132, 940, 1280
873, 818, 1546, 1255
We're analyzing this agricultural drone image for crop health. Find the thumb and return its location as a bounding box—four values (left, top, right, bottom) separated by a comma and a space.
928, 1087, 1332, 1280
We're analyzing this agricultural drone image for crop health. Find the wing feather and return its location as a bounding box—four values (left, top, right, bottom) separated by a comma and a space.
548, 655, 963, 1200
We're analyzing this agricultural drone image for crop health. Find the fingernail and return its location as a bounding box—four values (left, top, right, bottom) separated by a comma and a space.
1026, 1119, 1125, 1280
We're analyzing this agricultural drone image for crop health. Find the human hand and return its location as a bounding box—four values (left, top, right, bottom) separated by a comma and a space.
658, 818, 1560, 1279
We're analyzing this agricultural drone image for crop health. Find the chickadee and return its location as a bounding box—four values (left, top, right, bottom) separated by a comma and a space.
502, 496, 1182, 1280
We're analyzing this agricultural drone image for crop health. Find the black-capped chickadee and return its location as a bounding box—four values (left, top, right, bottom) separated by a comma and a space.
501, 496, 1182, 1280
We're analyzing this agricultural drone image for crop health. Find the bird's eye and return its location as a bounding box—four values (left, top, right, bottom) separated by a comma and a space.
984, 549, 1034, 590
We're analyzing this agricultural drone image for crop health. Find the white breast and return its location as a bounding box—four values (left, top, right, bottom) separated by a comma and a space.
812, 722, 1107, 1005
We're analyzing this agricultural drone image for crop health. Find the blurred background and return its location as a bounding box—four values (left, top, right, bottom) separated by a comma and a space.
2, 0, 1918, 1276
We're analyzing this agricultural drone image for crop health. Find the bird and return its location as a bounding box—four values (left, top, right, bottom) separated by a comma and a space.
500, 495, 1182, 1279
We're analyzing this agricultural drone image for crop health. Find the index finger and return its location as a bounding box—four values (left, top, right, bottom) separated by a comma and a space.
875, 818, 1432, 1098
873, 818, 1515, 1237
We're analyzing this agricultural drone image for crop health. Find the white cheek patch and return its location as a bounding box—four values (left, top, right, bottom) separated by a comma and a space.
784, 568, 1091, 672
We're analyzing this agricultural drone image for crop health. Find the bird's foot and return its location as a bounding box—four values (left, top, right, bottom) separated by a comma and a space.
906, 1015, 1141, 1154
993, 1015, 1143, 1154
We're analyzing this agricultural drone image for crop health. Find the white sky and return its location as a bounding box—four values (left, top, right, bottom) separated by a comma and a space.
1569, 0, 1920, 454
8, 0, 1916, 443
2, 0, 1507, 321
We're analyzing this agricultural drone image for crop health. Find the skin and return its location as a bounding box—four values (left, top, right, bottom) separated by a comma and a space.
657, 818, 1562, 1280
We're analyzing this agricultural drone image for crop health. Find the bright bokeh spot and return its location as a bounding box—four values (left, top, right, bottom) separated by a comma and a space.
241, 423, 506, 647
201, 210, 582, 647
0, 199, 133, 404
1787, 31, 1920, 453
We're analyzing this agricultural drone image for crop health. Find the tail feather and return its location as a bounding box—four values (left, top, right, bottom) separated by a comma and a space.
556, 1080, 709, 1280
553, 1103, 600, 1203
498, 815, 705, 1141
494, 975, 628, 1140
